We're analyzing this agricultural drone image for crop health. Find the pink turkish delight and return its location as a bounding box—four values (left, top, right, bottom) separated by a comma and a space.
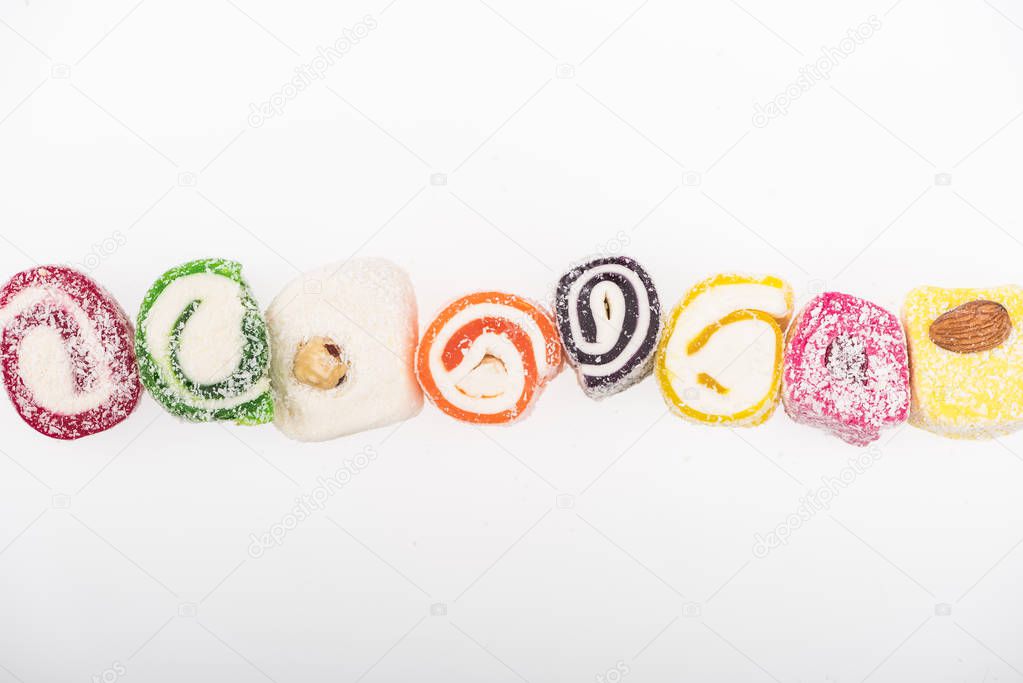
783, 292, 910, 446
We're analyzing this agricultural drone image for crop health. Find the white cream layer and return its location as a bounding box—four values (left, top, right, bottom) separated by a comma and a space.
0, 287, 113, 414
266, 258, 423, 442
566, 263, 651, 377
663, 283, 789, 417
143, 272, 269, 409
428, 301, 554, 416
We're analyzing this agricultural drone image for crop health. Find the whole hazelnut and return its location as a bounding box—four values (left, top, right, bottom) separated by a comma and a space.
293, 336, 348, 390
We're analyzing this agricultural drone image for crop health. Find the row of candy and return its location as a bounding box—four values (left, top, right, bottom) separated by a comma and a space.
0, 255, 1013, 445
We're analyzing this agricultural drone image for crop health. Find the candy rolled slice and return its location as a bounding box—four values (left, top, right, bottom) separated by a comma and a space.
136, 258, 273, 424
416, 292, 562, 424
783, 292, 910, 446
266, 258, 423, 442
903, 285, 1023, 438
656, 273, 793, 427
0, 266, 142, 439
555, 256, 661, 399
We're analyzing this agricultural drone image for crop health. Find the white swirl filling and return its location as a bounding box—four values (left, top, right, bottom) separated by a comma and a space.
143, 272, 269, 409
428, 302, 552, 415
566, 263, 651, 377
0, 287, 114, 414
663, 282, 789, 417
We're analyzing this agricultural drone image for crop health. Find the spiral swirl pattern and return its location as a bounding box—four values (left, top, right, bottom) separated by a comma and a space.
416, 291, 561, 423
0, 266, 141, 439
554, 256, 661, 399
136, 258, 273, 424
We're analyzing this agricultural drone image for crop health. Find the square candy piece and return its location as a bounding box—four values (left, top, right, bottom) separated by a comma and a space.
783, 292, 910, 446
903, 286, 1022, 438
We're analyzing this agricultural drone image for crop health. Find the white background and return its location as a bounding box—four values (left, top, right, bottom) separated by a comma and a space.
2, 1, 1023, 681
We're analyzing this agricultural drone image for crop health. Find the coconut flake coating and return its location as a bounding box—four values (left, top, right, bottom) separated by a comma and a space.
554, 256, 661, 400
266, 258, 423, 442
0, 265, 142, 439
903, 285, 1023, 438
783, 292, 909, 446
136, 258, 273, 424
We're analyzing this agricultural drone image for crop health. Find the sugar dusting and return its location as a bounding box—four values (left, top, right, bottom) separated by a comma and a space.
903, 286, 1023, 438
0, 266, 142, 439
265, 257, 423, 442
825, 334, 868, 384
135, 258, 273, 424
783, 292, 909, 446
554, 256, 661, 400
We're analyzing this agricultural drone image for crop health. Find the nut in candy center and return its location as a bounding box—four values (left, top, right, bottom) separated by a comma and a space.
825, 334, 868, 384
293, 336, 348, 390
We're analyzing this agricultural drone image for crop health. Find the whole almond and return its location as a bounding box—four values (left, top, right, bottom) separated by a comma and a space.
928, 299, 1012, 353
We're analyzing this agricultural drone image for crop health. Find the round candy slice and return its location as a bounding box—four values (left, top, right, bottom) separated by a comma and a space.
266, 258, 423, 442
416, 291, 562, 424
656, 273, 793, 427
0, 266, 142, 439
782, 292, 910, 446
136, 258, 273, 424
554, 256, 661, 399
